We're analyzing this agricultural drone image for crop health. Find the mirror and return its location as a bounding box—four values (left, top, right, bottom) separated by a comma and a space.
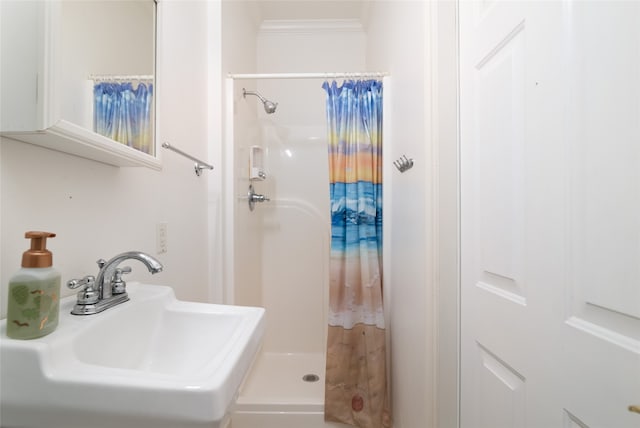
60, 0, 156, 156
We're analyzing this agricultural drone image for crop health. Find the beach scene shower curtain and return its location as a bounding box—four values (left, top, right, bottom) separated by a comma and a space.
93, 81, 154, 155
323, 79, 391, 428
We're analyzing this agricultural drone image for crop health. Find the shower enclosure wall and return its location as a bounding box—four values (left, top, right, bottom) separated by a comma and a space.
225, 76, 333, 426
224, 74, 390, 427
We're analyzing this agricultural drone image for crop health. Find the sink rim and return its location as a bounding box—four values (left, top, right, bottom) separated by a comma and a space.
0, 282, 266, 426
66, 286, 254, 380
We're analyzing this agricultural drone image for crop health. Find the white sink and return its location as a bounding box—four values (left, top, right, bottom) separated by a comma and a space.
0, 283, 265, 428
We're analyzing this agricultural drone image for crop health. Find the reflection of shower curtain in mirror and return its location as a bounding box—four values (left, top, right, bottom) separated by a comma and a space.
322, 79, 391, 428
93, 81, 153, 154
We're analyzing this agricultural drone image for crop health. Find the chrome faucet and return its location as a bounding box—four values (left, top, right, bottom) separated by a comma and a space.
68, 251, 163, 315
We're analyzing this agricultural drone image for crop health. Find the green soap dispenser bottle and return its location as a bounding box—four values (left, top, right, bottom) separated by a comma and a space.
6, 231, 61, 339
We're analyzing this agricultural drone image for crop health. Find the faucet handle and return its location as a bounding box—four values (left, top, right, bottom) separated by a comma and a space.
67, 275, 95, 290
67, 275, 99, 305
112, 266, 132, 295
96, 259, 107, 269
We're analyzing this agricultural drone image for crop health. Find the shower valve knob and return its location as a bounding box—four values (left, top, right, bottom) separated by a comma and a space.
248, 184, 270, 211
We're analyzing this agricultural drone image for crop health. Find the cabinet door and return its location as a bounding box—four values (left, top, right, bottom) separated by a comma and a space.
0, 1, 53, 131
0, 1, 159, 169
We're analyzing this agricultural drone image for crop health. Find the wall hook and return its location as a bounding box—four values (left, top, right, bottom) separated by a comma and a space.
393, 155, 414, 173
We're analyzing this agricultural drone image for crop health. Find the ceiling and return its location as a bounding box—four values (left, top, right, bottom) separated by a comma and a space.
256, 0, 366, 21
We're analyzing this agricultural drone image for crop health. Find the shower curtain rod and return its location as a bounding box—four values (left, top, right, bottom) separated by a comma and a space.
228, 72, 390, 80
88, 74, 154, 82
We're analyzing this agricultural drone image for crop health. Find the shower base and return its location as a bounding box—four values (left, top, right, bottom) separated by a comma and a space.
231, 352, 344, 428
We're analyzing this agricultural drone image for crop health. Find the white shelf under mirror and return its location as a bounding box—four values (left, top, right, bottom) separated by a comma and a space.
0, 0, 159, 169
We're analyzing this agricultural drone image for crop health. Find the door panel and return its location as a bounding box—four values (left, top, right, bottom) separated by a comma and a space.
475, 19, 526, 305
460, 1, 640, 427
461, 2, 534, 427
474, 344, 526, 428
566, 1, 640, 328
562, 3, 640, 426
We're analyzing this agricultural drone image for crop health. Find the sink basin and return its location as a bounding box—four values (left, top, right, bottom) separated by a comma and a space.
0, 283, 265, 428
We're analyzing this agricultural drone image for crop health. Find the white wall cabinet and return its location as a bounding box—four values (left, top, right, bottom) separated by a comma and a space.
0, 0, 159, 169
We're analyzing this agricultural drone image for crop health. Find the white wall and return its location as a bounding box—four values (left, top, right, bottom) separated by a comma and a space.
220, 1, 262, 307
365, 2, 434, 427
434, 2, 460, 427
230, 85, 265, 307
0, 1, 215, 318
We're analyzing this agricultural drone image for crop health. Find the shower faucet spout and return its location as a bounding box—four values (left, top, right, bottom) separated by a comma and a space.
243, 88, 278, 114
244, 89, 266, 103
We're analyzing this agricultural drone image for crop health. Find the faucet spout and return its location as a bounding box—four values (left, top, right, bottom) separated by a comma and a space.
96, 251, 164, 300
68, 251, 164, 315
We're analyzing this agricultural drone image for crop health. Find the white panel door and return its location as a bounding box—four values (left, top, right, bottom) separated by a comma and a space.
460, 1, 640, 427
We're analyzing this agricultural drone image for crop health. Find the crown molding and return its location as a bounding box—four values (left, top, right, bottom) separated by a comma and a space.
259, 19, 364, 34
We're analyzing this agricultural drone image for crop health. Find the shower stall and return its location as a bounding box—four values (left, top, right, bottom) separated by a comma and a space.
223, 74, 390, 427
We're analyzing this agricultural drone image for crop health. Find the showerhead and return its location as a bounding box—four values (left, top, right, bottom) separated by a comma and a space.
243, 88, 278, 114
263, 100, 278, 114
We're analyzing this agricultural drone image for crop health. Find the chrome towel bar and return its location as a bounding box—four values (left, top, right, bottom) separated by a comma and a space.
162, 142, 214, 176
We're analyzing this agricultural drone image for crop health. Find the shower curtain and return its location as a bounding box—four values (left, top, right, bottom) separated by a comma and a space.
323, 79, 391, 428
94, 81, 154, 154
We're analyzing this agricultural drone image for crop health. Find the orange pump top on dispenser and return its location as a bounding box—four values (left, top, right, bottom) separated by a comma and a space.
22, 231, 56, 268
6, 231, 61, 339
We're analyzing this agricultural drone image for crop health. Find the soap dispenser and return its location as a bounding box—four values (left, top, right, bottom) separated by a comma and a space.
6, 231, 61, 339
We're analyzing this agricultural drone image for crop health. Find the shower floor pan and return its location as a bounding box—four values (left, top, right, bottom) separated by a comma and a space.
231, 352, 344, 428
